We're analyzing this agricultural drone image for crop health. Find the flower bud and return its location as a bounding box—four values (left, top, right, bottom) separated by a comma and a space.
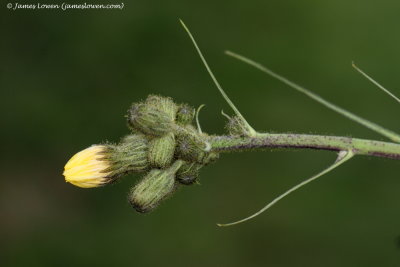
64, 135, 148, 188
145, 95, 178, 119
175, 126, 219, 165
175, 126, 204, 162
148, 132, 176, 168
127, 103, 175, 137
225, 115, 254, 137
176, 103, 195, 125
128, 160, 183, 213
176, 161, 202, 185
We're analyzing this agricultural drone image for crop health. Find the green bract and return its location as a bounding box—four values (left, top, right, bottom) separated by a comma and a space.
127, 102, 174, 137
148, 132, 176, 169
128, 161, 182, 213
101, 134, 149, 180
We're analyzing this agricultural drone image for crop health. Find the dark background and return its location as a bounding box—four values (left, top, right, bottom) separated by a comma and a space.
2, 1, 400, 266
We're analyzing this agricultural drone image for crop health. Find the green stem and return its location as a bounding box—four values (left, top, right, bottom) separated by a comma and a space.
225, 50, 400, 143
209, 133, 400, 159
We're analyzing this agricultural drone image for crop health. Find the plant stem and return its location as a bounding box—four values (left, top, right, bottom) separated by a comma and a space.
225, 50, 400, 143
209, 133, 400, 160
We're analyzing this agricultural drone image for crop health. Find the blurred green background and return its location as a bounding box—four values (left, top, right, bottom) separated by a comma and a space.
2, 0, 400, 266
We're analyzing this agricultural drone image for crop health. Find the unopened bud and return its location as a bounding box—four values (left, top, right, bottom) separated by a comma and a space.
176, 161, 202, 185
226, 115, 254, 137
145, 95, 178, 119
148, 132, 176, 168
175, 126, 219, 165
127, 103, 175, 137
129, 160, 183, 213
176, 103, 195, 125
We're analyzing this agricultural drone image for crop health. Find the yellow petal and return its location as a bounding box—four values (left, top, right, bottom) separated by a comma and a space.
63, 145, 111, 188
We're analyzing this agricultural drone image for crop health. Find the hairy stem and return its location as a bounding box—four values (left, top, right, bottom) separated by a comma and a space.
225, 50, 400, 143
209, 133, 400, 159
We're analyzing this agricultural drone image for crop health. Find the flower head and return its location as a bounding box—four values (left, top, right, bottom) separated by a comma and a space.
63, 145, 111, 188
64, 135, 149, 188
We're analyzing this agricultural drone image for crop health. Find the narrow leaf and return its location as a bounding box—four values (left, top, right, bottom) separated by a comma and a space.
179, 20, 256, 136
352, 62, 400, 104
218, 150, 354, 227
225, 50, 400, 143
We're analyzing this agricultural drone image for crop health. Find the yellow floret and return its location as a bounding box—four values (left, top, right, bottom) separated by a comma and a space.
63, 145, 111, 188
